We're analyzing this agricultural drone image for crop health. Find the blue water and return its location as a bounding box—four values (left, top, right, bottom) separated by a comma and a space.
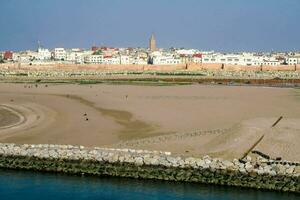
0, 169, 298, 200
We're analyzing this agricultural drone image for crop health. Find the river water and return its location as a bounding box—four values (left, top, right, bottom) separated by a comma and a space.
0, 169, 298, 200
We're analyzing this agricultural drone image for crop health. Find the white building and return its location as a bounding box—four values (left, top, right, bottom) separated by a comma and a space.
287, 57, 300, 65
65, 49, 91, 64
176, 49, 198, 56
119, 55, 133, 65
37, 48, 51, 60
54, 48, 66, 60
12, 51, 36, 62
192, 54, 202, 63
152, 55, 181, 65
12, 52, 26, 62
65, 51, 77, 63
84, 54, 119, 64
102, 55, 119, 65
261, 58, 281, 66
201, 53, 280, 66
84, 55, 104, 64
133, 57, 148, 65
75, 51, 93, 64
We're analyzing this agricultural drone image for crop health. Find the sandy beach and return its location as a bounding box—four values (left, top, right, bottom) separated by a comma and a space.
0, 83, 299, 161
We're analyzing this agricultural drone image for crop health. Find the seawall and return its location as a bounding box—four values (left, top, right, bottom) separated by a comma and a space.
187, 63, 299, 71
1, 63, 300, 72
0, 143, 299, 193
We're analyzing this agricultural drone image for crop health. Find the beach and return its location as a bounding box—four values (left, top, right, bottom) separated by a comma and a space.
0, 83, 299, 161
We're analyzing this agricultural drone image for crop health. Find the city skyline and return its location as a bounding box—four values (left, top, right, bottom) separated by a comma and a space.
1, 0, 300, 52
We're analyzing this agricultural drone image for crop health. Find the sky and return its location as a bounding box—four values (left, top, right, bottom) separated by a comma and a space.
0, 0, 300, 52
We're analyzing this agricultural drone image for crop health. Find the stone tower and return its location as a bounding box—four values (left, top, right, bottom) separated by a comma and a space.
149, 34, 156, 51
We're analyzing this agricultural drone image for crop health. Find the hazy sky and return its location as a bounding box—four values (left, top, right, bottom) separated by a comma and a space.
1, 0, 299, 52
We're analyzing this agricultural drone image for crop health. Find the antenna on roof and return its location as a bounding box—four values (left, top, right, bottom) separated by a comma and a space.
37, 40, 41, 49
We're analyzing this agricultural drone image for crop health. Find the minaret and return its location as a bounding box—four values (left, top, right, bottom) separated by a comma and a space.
149, 34, 156, 52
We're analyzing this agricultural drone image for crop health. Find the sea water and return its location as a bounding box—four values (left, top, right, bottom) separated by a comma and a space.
0, 169, 298, 200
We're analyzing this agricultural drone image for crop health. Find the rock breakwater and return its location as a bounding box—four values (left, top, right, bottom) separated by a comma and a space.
1, 68, 300, 80
0, 143, 299, 193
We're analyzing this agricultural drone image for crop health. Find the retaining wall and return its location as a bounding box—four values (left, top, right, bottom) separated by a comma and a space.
186, 63, 298, 72
0, 143, 299, 193
0, 63, 299, 72
261, 65, 296, 71
223, 64, 262, 71
186, 63, 223, 70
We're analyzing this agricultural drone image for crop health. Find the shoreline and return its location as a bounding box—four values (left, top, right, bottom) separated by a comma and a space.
0, 143, 299, 193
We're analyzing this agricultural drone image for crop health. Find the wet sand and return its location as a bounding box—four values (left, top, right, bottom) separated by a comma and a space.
0, 105, 23, 128
0, 83, 299, 161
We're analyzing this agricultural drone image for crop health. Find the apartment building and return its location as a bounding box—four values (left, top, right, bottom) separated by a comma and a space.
202, 53, 281, 66
84, 55, 104, 64
64, 49, 92, 64
133, 57, 148, 65
37, 48, 51, 60
54, 48, 66, 60
119, 55, 133, 65
192, 53, 202, 63
287, 57, 300, 65
84, 54, 120, 64
152, 55, 181, 65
